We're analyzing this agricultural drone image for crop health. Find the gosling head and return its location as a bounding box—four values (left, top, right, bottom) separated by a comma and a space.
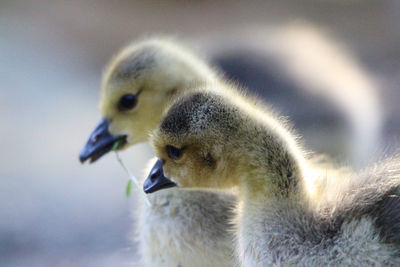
144, 90, 245, 193
144, 89, 305, 197
79, 37, 217, 163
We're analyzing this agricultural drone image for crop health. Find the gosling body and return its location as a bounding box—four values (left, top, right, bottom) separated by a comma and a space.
137, 167, 235, 267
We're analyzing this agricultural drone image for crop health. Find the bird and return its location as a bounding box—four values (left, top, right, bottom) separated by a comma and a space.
145, 87, 400, 266
79, 29, 384, 266
79, 37, 237, 267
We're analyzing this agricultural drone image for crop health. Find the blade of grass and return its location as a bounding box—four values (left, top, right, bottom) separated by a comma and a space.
113, 141, 151, 207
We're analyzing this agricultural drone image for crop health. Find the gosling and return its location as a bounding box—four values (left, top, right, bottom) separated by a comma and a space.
79, 38, 236, 267
146, 87, 400, 266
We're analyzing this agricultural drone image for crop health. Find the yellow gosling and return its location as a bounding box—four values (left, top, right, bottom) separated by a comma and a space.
80, 38, 235, 267
147, 87, 400, 266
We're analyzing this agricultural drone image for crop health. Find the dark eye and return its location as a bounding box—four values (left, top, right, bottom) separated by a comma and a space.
118, 94, 137, 111
166, 145, 183, 160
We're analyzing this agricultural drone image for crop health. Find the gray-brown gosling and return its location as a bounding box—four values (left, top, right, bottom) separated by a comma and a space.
145, 87, 400, 266
79, 38, 236, 267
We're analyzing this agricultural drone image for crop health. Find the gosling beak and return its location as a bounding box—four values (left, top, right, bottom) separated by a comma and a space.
143, 159, 177, 194
79, 119, 127, 163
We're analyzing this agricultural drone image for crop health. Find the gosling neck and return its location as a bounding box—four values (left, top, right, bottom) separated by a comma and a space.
233, 123, 306, 204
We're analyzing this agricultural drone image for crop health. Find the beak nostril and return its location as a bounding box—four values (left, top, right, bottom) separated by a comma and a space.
92, 132, 103, 143
150, 170, 160, 180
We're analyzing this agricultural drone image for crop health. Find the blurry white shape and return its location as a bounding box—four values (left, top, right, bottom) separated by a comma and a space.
273, 22, 382, 167
203, 22, 383, 167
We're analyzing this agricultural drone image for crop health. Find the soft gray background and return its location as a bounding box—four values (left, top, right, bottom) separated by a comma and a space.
1, 1, 400, 266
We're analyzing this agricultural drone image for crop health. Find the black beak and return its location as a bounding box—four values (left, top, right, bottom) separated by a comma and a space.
79, 119, 127, 163
143, 159, 177, 194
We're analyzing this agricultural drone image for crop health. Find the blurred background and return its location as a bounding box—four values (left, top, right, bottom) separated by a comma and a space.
1, 0, 400, 266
